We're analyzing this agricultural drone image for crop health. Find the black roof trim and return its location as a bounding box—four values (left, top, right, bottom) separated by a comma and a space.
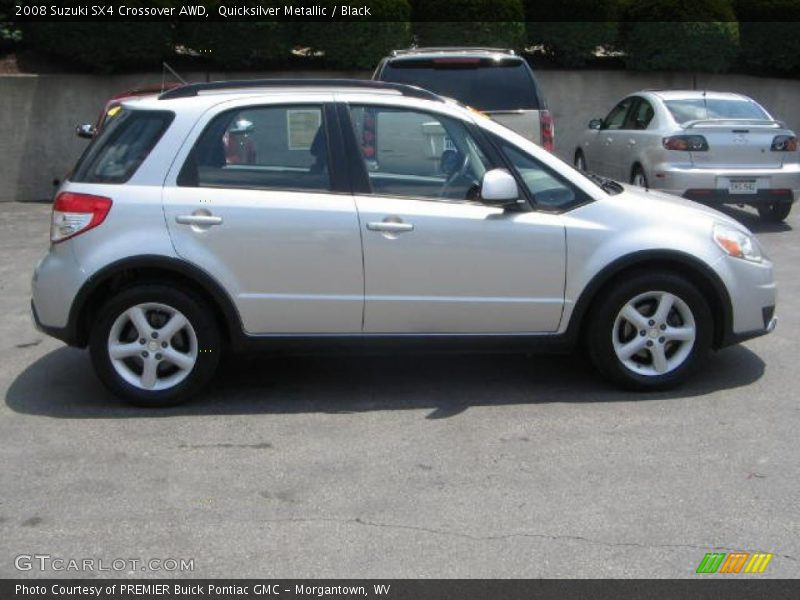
159, 79, 444, 102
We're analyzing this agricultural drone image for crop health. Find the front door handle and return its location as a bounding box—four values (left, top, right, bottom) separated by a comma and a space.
367, 221, 414, 233
176, 214, 223, 226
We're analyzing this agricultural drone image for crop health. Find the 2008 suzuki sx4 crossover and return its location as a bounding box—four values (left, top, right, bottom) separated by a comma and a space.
31, 80, 777, 406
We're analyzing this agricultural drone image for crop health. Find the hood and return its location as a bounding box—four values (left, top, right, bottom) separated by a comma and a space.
613, 184, 751, 234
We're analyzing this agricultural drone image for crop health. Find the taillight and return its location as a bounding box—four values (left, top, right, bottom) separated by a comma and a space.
663, 135, 708, 151
539, 110, 554, 153
51, 192, 112, 243
771, 135, 797, 151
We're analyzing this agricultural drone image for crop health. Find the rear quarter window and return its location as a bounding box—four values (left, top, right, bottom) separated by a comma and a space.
379, 57, 542, 112
71, 109, 174, 184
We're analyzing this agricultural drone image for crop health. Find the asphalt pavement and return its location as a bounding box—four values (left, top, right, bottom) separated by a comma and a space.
0, 200, 797, 578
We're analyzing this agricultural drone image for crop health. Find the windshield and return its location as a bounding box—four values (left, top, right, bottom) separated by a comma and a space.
665, 98, 769, 123
380, 57, 541, 112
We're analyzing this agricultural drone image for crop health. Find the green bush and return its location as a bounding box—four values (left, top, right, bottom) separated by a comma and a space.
735, 0, 800, 74
174, 22, 294, 69
22, 21, 173, 72
413, 0, 526, 49
298, 0, 412, 70
0, 0, 20, 53
0, 0, 19, 52
0, 22, 21, 53
525, 1, 620, 67
173, 0, 294, 69
619, 0, 738, 72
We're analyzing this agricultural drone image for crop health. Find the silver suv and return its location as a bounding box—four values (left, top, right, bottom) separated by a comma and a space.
31, 80, 777, 406
373, 48, 553, 150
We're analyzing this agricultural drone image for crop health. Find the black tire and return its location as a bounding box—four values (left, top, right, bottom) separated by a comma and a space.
631, 165, 648, 188
757, 201, 792, 223
574, 150, 587, 171
585, 271, 712, 391
89, 284, 221, 407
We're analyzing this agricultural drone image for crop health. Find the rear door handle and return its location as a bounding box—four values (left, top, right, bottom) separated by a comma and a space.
367, 221, 414, 233
176, 214, 223, 226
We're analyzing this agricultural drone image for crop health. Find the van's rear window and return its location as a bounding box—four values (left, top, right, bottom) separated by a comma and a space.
380, 57, 542, 112
71, 109, 174, 184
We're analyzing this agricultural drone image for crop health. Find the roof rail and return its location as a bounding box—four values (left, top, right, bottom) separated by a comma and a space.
159, 78, 444, 102
391, 47, 515, 57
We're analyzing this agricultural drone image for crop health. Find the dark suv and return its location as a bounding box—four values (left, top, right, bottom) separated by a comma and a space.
374, 47, 553, 151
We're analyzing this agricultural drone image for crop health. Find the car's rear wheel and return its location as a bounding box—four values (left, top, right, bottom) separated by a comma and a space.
631, 165, 648, 188
586, 272, 712, 390
574, 150, 587, 172
89, 285, 220, 407
757, 200, 792, 222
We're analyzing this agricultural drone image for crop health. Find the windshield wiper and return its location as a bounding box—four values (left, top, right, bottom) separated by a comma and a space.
582, 171, 624, 195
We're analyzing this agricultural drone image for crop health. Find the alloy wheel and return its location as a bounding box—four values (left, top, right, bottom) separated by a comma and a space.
107, 302, 198, 391
611, 291, 696, 376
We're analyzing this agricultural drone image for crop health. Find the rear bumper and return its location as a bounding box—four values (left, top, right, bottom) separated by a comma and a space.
31, 299, 75, 346
682, 188, 793, 205
652, 163, 800, 203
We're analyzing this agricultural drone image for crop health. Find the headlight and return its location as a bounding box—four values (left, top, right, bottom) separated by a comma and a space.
713, 224, 763, 262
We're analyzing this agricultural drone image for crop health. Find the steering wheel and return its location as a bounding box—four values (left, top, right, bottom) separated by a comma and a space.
439, 153, 477, 200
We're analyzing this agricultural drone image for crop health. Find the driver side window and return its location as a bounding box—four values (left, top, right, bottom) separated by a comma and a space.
348, 105, 491, 201
603, 98, 634, 130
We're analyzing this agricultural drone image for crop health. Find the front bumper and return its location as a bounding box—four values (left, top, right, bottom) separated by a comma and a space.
721, 312, 777, 347
652, 163, 800, 204
714, 253, 778, 348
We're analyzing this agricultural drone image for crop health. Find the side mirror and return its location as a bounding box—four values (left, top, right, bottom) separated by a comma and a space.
480, 169, 519, 206
588, 118, 603, 130
76, 123, 96, 139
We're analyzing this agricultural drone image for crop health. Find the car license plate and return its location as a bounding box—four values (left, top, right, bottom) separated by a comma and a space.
729, 180, 757, 194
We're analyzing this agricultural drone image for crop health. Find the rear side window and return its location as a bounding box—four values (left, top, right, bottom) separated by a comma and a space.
178, 105, 330, 192
71, 109, 173, 184
379, 57, 541, 112
665, 98, 769, 123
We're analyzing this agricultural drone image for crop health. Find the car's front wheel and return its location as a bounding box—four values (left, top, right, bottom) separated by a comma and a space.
586, 272, 712, 390
757, 200, 792, 223
89, 285, 221, 406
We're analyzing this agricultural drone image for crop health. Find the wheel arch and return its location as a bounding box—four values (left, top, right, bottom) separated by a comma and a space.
68, 255, 244, 349
567, 250, 732, 350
